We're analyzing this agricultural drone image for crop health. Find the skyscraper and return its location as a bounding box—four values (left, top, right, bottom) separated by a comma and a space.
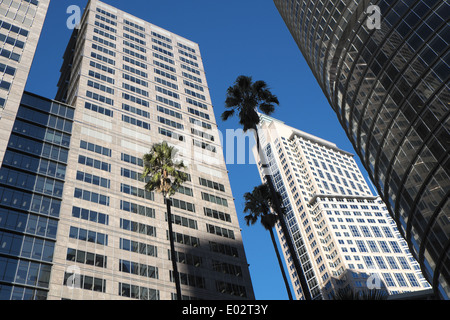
0, 0, 254, 300
0, 0, 50, 167
51, 0, 254, 300
0, 92, 74, 300
273, 0, 449, 299
253, 115, 430, 299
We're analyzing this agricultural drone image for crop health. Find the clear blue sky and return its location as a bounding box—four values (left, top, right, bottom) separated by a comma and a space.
26, 0, 376, 300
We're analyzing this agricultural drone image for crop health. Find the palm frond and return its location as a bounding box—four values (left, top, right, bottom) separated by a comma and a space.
222, 75, 279, 132
221, 109, 235, 121
142, 142, 188, 197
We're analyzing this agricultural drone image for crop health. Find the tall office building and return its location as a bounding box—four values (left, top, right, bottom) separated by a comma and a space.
0, 0, 254, 300
253, 115, 430, 300
51, 0, 253, 300
0, 92, 74, 300
0, 0, 50, 167
273, 0, 449, 299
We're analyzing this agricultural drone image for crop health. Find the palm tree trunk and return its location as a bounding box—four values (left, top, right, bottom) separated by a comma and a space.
269, 227, 293, 300
167, 197, 182, 300
253, 125, 312, 300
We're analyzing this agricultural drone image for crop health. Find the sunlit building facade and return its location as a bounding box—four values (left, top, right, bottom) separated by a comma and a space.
0, 0, 50, 167
0, 0, 254, 300
253, 115, 430, 299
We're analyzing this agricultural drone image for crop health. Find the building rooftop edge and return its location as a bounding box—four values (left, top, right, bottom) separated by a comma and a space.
93, 0, 200, 47
258, 113, 354, 157
308, 193, 379, 206
23, 91, 74, 108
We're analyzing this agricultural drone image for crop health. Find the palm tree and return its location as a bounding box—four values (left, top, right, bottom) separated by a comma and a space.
142, 141, 188, 300
222, 75, 312, 300
221, 75, 279, 157
243, 183, 293, 300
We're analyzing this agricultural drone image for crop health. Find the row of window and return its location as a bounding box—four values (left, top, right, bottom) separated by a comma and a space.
0, 208, 57, 239
0, 232, 54, 262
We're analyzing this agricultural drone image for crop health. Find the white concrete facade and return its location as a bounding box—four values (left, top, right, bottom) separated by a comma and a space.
47, 0, 254, 300
253, 115, 430, 299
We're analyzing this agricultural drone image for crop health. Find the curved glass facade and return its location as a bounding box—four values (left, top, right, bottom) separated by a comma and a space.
274, 0, 449, 299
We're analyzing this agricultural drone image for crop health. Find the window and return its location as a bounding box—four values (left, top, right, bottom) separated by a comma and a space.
199, 178, 225, 192
121, 153, 143, 167
189, 117, 211, 129
349, 226, 361, 237
389, 241, 402, 253
123, 64, 147, 77
188, 107, 209, 120
155, 76, 177, 89
73, 188, 110, 206
120, 200, 155, 218
169, 198, 195, 212
69, 226, 108, 245
386, 257, 399, 269
215, 281, 247, 298
90, 60, 115, 75
123, 83, 148, 97
382, 273, 396, 287
397, 257, 410, 270
63, 272, 106, 292
158, 127, 184, 142
382, 226, 394, 238
66, 248, 107, 268
122, 114, 151, 130
152, 44, 173, 57
367, 241, 379, 252
118, 282, 159, 300
157, 116, 183, 130
193, 139, 216, 153
120, 183, 153, 200
394, 273, 408, 287
204, 207, 231, 223
156, 95, 180, 109
406, 273, 420, 287
209, 241, 238, 257
86, 91, 114, 105
169, 231, 199, 247
152, 31, 171, 43
182, 71, 201, 83
120, 238, 157, 257
120, 218, 156, 237
167, 212, 197, 230
371, 226, 383, 237
184, 80, 203, 92
72, 206, 109, 225
201, 192, 228, 207
123, 73, 148, 87
80, 140, 111, 157
206, 224, 235, 239
119, 259, 158, 279
76, 171, 110, 188
85, 101, 113, 117
374, 256, 388, 269
356, 240, 368, 253
155, 68, 176, 81
157, 105, 182, 119
122, 92, 148, 107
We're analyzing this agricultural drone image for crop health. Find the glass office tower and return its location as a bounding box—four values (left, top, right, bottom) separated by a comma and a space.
47, 0, 254, 300
273, 0, 449, 299
0, 92, 74, 300
0, 0, 51, 167
253, 115, 430, 300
